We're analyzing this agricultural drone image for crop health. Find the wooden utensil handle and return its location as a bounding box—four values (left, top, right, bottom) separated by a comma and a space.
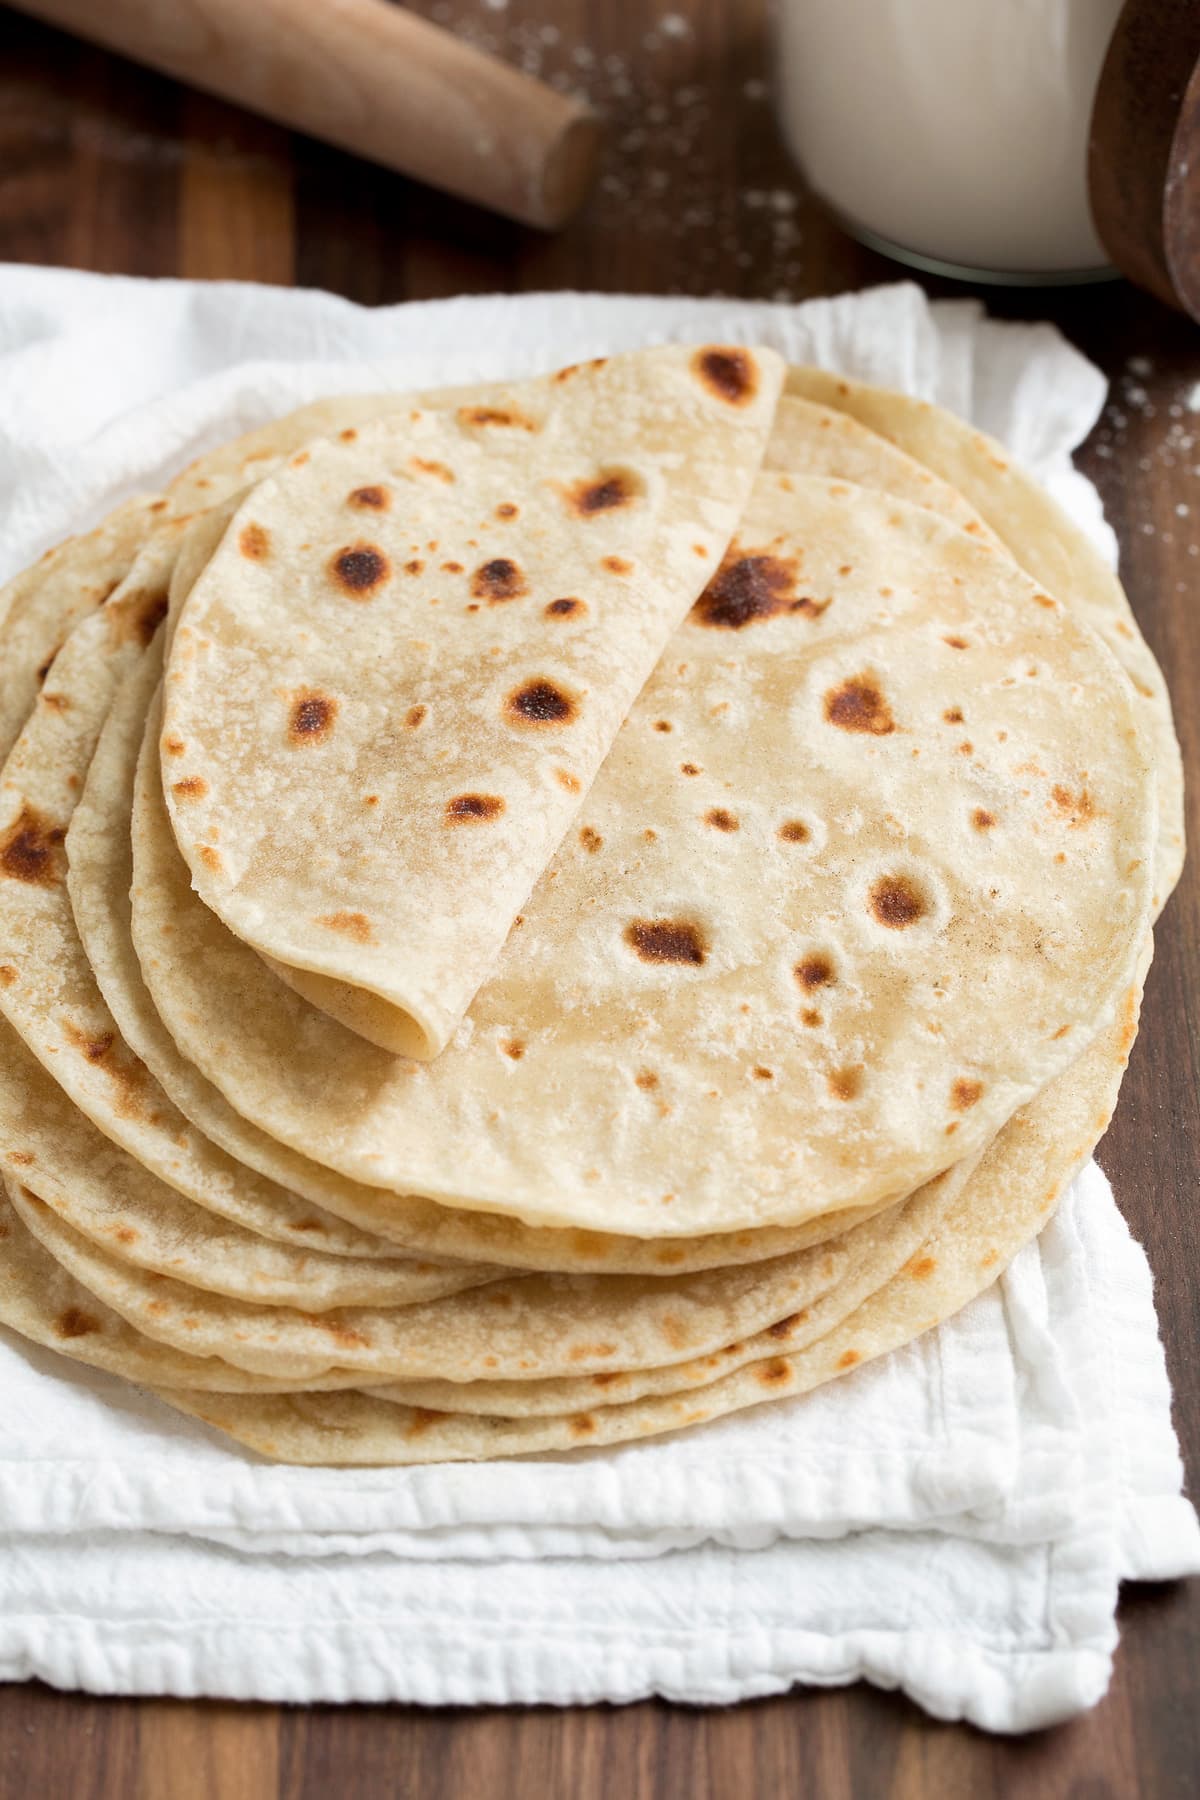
12, 0, 601, 229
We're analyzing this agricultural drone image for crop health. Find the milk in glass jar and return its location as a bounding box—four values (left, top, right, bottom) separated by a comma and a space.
772, 0, 1126, 281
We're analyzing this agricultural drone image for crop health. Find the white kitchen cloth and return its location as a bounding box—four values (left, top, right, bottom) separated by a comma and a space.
0, 268, 1194, 1730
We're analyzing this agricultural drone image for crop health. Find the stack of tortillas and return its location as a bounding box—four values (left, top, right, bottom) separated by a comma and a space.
0, 344, 1180, 1465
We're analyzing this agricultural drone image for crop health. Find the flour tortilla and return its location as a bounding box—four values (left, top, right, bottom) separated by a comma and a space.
132, 475, 1155, 1236
10, 1177, 896, 1383
0, 556, 409, 1262
0, 496, 173, 761
785, 365, 1184, 908
162, 346, 785, 1058
366, 1158, 982, 1416
765, 396, 999, 542
150, 971, 1144, 1462
0, 1181, 365, 1393
0, 1027, 498, 1311
70, 628, 894, 1277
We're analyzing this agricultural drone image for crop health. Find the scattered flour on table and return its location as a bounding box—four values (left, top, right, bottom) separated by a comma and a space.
423, 3, 806, 295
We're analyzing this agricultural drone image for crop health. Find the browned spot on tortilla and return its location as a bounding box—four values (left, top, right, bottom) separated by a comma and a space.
827, 1065, 863, 1102
824, 674, 895, 735
545, 597, 584, 621
504, 678, 579, 729
403, 704, 427, 731
692, 345, 758, 405
624, 919, 707, 966
442, 560, 464, 574
692, 549, 810, 630
1050, 784, 1097, 827
288, 691, 338, 744
795, 955, 835, 992
1118, 985, 1138, 1055
288, 1218, 325, 1234
330, 543, 390, 597
348, 484, 390, 510
580, 826, 602, 853
907, 1255, 937, 1280
757, 1357, 791, 1386
680, 762, 701, 777
980, 1248, 1000, 1269
35, 645, 62, 685
570, 1413, 598, 1437
402, 1408, 448, 1440
316, 1318, 370, 1350
115, 1226, 137, 1244
767, 1312, 808, 1340
8, 1149, 33, 1165
316, 910, 374, 944
942, 634, 969, 650
567, 1341, 619, 1365
1051, 1023, 1071, 1040
943, 707, 964, 724
0, 965, 15, 988
0, 806, 66, 887
197, 845, 223, 874
457, 404, 536, 431
951, 1078, 984, 1115
591, 1371, 624, 1389
404, 558, 424, 576
238, 522, 270, 560
704, 807, 738, 832
602, 555, 632, 576
659, 1312, 689, 1350
40, 691, 70, 712
801, 1008, 821, 1027
445, 793, 505, 824
470, 557, 527, 603
652, 719, 673, 734
410, 457, 455, 482
112, 586, 170, 648
163, 734, 186, 757
635, 1068, 659, 1091
643, 828, 657, 842
555, 769, 580, 792
171, 776, 208, 801
290, 451, 309, 468
837, 1349, 861, 1369
753, 1065, 774, 1080
55, 1307, 100, 1340
63, 1022, 115, 1065
338, 427, 358, 442
1033, 593, 1057, 608
868, 874, 929, 928
62, 1022, 152, 1120
501, 1039, 526, 1062
972, 809, 996, 831
778, 819, 811, 844
564, 468, 641, 515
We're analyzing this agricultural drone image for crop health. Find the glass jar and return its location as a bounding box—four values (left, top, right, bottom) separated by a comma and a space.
771, 0, 1125, 283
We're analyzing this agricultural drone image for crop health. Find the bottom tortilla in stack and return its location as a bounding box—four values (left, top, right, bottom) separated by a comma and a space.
0, 351, 1175, 1464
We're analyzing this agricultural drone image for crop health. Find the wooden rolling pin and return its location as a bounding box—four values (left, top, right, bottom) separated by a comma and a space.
12, 0, 601, 229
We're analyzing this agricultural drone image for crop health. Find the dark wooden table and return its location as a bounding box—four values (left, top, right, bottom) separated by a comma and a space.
0, 3, 1196, 1795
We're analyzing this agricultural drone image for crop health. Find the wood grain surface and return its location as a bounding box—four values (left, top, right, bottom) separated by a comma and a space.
0, 2, 1196, 1794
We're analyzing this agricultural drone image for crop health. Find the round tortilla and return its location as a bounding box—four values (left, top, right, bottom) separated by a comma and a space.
130, 477, 1155, 1236
162, 346, 784, 1058
150, 978, 1144, 1462
783, 365, 1184, 909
